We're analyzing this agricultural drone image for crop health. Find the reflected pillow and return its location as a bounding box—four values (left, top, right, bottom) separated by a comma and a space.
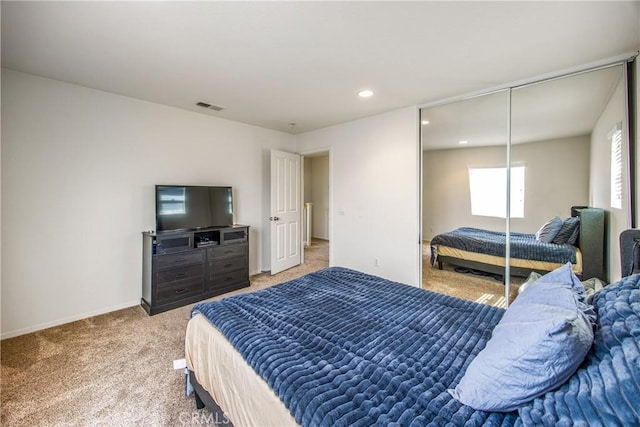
552, 217, 580, 245
449, 263, 595, 412
535, 216, 563, 243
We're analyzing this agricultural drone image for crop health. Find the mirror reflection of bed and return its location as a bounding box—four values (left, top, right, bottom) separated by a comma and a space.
421, 64, 630, 307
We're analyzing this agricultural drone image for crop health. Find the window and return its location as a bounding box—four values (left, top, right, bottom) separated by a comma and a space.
468, 166, 525, 218
158, 187, 186, 215
610, 123, 623, 209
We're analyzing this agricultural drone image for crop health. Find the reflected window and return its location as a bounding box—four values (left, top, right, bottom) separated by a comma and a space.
158, 187, 186, 215
468, 166, 525, 218
610, 123, 623, 209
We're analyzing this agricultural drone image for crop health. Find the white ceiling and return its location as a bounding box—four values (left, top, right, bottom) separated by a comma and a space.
422, 65, 625, 150
2, 1, 639, 134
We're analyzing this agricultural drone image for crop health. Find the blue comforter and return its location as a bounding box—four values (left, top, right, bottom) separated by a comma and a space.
192, 267, 516, 426
430, 227, 577, 265
191, 268, 640, 426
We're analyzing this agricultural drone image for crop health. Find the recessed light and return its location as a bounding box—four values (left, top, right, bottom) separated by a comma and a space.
358, 89, 374, 98
422, 120, 430, 125
459, 140, 468, 145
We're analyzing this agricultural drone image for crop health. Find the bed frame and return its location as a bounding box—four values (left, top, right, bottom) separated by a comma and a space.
189, 369, 234, 426
620, 228, 640, 277
435, 206, 606, 281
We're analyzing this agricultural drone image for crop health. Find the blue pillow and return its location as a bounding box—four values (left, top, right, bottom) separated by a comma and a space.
449, 263, 595, 411
535, 216, 563, 243
565, 223, 580, 245
518, 274, 640, 425
552, 217, 580, 245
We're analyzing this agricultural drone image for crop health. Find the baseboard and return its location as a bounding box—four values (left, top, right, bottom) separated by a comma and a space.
0, 299, 141, 340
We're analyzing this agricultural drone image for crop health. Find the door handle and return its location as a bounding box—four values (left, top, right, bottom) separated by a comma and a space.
269, 217, 280, 221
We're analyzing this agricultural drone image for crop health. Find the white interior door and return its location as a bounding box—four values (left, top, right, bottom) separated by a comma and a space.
270, 149, 302, 275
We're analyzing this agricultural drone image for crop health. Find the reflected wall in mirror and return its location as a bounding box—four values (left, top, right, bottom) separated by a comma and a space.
510, 65, 628, 284
421, 90, 512, 307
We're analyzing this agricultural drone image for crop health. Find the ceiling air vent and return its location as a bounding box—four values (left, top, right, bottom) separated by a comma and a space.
196, 102, 225, 111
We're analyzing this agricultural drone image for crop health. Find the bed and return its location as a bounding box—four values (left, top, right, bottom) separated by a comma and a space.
430, 206, 605, 281
184, 265, 639, 426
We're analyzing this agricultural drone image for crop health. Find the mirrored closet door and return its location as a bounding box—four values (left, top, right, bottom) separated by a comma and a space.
422, 60, 635, 308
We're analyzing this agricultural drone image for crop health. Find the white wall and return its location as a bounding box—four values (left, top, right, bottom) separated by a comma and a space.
511, 136, 591, 231
423, 136, 590, 241
590, 77, 629, 282
296, 107, 420, 286
1, 69, 295, 338
303, 157, 313, 205
303, 157, 313, 244
309, 156, 330, 240
302, 155, 330, 243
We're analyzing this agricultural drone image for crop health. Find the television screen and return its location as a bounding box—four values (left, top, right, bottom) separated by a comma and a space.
156, 185, 233, 232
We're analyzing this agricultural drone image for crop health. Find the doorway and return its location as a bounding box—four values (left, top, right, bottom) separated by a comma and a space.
302, 150, 331, 269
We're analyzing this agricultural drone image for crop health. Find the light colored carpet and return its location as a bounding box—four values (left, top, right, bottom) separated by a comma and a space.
422, 242, 522, 307
1, 239, 518, 426
1, 239, 330, 427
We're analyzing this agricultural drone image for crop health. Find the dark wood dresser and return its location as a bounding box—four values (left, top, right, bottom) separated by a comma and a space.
141, 225, 249, 315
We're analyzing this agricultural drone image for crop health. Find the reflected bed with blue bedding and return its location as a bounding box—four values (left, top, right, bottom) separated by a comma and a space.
428, 207, 606, 280
430, 227, 582, 279
186, 266, 639, 426
430, 227, 577, 264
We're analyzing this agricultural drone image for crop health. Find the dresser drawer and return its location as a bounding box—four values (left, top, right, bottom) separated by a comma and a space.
208, 269, 249, 291
208, 256, 248, 275
208, 243, 248, 259
155, 251, 205, 270
156, 264, 203, 284
156, 277, 203, 304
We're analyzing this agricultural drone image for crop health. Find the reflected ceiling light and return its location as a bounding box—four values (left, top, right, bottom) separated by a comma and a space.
358, 89, 374, 98
422, 120, 430, 125
459, 140, 468, 145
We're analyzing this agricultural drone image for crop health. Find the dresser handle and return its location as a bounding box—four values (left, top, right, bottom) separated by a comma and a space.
175, 272, 188, 279
175, 288, 187, 294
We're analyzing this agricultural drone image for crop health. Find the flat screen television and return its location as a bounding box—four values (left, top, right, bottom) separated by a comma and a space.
155, 185, 233, 233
